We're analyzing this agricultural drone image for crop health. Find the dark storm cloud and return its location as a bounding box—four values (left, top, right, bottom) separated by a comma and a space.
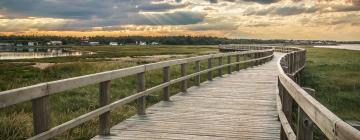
0, 0, 203, 31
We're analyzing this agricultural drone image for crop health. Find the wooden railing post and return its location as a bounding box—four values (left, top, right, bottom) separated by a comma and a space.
99, 80, 110, 135
281, 87, 293, 140
297, 88, 315, 140
208, 58, 213, 81
195, 61, 201, 86
227, 55, 231, 74
163, 66, 170, 101
181, 63, 187, 93
256, 53, 260, 65
218, 57, 223, 77
32, 96, 51, 135
137, 72, 146, 115
236, 54, 240, 71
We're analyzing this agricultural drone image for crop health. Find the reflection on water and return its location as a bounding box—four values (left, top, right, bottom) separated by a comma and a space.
0, 48, 93, 60
314, 44, 360, 51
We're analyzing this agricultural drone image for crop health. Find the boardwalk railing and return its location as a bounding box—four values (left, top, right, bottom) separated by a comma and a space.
220, 44, 360, 140
0, 48, 274, 140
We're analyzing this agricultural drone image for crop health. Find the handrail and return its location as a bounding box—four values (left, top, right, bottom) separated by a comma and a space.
0, 48, 274, 140
220, 44, 360, 140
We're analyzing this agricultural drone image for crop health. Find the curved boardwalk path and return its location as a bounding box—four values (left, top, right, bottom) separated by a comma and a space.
92, 53, 283, 140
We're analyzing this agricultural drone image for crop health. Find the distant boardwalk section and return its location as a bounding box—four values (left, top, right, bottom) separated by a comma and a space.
92, 53, 283, 140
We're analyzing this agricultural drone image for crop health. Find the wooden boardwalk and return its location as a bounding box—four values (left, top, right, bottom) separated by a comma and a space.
92, 53, 283, 140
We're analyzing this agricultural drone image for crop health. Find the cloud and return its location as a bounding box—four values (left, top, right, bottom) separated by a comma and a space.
187, 22, 238, 31
0, 0, 205, 31
242, 0, 281, 4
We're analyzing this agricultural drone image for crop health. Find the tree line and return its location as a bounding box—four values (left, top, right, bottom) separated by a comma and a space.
0, 35, 288, 45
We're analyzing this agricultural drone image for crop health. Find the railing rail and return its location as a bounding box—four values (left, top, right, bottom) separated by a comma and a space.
220, 44, 360, 140
0, 48, 274, 140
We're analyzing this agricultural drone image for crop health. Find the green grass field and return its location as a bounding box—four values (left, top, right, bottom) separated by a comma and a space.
302, 47, 360, 121
301, 46, 360, 139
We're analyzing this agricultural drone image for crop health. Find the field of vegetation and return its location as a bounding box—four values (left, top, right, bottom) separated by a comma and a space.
301, 46, 360, 139
2, 45, 358, 140
0, 45, 257, 140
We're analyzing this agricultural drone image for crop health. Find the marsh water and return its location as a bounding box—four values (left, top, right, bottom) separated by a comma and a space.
314, 44, 360, 51
0, 47, 92, 60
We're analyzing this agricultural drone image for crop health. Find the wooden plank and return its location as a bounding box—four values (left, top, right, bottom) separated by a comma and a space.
0, 83, 47, 108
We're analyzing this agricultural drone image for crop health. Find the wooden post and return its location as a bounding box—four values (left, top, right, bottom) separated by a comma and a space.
218, 57, 223, 77
236, 54, 240, 71
99, 80, 110, 135
282, 88, 293, 140
137, 72, 146, 115
297, 87, 315, 140
278, 78, 287, 140
208, 58, 213, 81
32, 96, 51, 135
163, 66, 170, 101
287, 54, 292, 74
227, 56, 231, 74
181, 63, 187, 93
195, 61, 201, 86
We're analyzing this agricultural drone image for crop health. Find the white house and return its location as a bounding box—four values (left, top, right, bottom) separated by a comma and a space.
89, 42, 100, 46
28, 42, 38, 46
139, 41, 146, 46
48, 41, 63, 46
109, 42, 118, 46
0, 43, 13, 46
151, 42, 159, 45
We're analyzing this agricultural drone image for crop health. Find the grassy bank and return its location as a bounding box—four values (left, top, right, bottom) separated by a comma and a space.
302, 47, 360, 121
301, 47, 360, 139
0, 45, 256, 140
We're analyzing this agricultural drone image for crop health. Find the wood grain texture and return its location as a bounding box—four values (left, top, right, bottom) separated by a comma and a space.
92, 53, 283, 140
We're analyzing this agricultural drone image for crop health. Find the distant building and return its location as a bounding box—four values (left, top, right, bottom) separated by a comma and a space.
137, 41, 146, 46
89, 42, 100, 46
109, 42, 118, 46
0, 43, 13, 46
48, 41, 63, 46
28, 42, 38, 46
151, 42, 159, 45
81, 36, 90, 46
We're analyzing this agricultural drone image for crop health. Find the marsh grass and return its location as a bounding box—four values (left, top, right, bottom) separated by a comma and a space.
300, 46, 360, 139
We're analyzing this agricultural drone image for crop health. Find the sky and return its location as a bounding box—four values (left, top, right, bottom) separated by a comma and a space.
0, 0, 359, 41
